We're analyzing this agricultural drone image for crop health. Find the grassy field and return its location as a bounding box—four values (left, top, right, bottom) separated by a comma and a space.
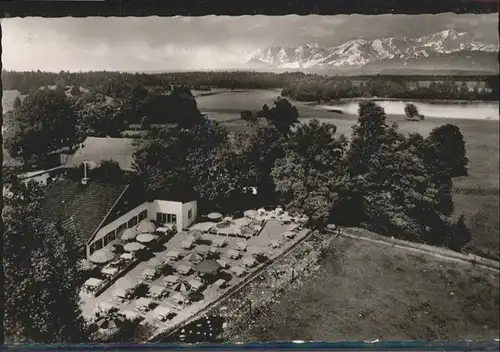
233, 230, 499, 342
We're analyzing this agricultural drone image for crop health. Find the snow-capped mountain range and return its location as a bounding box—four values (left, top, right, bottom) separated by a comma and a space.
248, 29, 499, 69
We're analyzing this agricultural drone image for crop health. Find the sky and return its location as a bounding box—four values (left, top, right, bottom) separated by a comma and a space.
1, 14, 498, 72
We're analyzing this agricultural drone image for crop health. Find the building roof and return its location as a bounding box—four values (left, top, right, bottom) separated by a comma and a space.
41, 178, 128, 244
64, 137, 145, 171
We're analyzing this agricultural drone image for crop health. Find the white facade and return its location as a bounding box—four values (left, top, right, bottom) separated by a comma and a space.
87, 199, 198, 258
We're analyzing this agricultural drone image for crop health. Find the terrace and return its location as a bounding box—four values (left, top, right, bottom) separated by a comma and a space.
79, 207, 310, 339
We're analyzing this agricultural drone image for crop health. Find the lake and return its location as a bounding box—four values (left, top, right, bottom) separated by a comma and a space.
195, 89, 499, 122
317, 99, 499, 121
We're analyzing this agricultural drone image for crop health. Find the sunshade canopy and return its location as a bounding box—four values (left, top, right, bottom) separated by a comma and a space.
172, 281, 191, 292
121, 310, 138, 320
172, 292, 186, 303
149, 285, 166, 296
135, 297, 152, 309
216, 259, 229, 268
166, 250, 181, 258
136, 233, 159, 244
227, 249, 240, 258
124, 242, 145, 252
120, 228, 138, 241
196, 259, 221, 274
97, 302, 114, 312
207, 212, 223, 221
142, 268, 156, 277
164, 275, 180, 284
244, 209, 257, 218
136, 219, 157, 233
188, 230, 204, 238
148, 257, 163, 267
235, 242, 247, 250
186, 252, 203, 262
177, 264, 191, 274
188, 279, 203, 289
89, 248, 115, 264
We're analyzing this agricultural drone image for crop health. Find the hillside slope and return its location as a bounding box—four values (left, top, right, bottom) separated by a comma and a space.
232, 229, 499, 342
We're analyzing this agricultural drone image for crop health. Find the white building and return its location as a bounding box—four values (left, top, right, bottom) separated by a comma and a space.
42, 178, 198, 259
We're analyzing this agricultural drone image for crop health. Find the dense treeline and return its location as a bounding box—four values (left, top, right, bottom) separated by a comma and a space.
132, 97, 472, 252
281, 75, 499, 102
3, 84, 204, 166
3, 70, 498, 100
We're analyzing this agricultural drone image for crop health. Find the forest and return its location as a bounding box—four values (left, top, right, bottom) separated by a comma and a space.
2, 69, 498, 101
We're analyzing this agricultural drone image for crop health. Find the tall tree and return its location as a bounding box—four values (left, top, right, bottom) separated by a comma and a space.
266, 98, 299, 134
271, 120, 348, 229
13, 95, 22, 110
4, 89, 77, 162
3, 161, 88, 343
347, 100, 390, 176
427, 124, 469, 178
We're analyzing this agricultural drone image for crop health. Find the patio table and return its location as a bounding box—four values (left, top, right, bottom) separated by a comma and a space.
102, 266, 119, 276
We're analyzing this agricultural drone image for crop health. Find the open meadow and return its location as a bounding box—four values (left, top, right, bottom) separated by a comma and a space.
232, 228, 499, 342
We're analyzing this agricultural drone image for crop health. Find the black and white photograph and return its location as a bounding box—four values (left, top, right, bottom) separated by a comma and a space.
2, 14, 499, 344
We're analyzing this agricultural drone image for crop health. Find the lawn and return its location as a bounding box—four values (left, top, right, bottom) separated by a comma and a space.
233, 232, 499, 342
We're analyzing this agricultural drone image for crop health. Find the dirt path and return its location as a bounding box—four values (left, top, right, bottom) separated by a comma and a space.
339, 228, 499, 273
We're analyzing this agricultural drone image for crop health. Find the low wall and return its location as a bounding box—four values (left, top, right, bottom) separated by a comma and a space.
342, 227, 500, 271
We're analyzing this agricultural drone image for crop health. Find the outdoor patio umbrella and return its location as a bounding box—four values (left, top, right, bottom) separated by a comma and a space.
89, 248, 115, 264
164, 275, 180, 285
172, 281, 191, 293
97, 302, 114, 314
136, 219, 157, 234
149, 285, 166, 298
111, 241, 125, 253
135, 297, 152, 310
186, 252, 203, 262
196, 246, 210, 256
188, 230, 203, 239
244, 209, 257, 218
98, 314, 125, 330
121, 310, 139, 321
207, 212, 223, 221
77, 259, 96, 271
124, 242, 145, 252
121, 228, 138, 241
216, 220, 231, 229
216, 259, 229, 268
196, 259, 221, 275
136, 233, 159, 244
148, 257, 163, 268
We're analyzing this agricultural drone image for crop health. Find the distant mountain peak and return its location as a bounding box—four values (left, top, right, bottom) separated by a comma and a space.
248, 30, 499, 70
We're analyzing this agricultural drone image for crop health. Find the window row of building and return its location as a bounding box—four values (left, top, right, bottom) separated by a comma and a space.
89, 209, 184, 255
89, 209, 148, 255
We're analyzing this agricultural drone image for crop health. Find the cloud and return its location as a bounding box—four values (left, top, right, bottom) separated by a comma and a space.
1, 14, 497, 71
